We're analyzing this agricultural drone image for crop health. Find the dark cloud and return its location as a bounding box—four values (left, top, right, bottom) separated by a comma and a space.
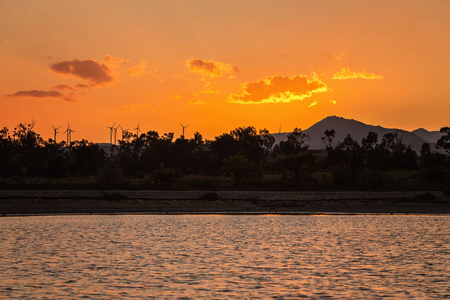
75, 83, 91, 89
54, 84, 74, 90
229, 75, 328, 104
7, 90, 74, 102
50, 59, 113, 85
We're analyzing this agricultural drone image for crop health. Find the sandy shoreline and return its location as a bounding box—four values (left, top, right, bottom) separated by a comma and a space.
0, 190, 449, 215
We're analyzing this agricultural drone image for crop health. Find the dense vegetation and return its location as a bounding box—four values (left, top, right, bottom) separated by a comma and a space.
1, 123, 449, 190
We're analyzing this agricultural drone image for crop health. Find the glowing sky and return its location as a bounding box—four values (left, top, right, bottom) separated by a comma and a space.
1, 0, 449, 142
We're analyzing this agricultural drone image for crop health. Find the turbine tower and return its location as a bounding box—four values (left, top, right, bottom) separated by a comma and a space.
107, 122, 116, 144
69, 126, 76, 145
134, 121, 141, 138
64, 123, 75, 146
118, 125, 129, 141
51, 125, 61, 143
180, 123, 189, 139
113, 124, 119, 145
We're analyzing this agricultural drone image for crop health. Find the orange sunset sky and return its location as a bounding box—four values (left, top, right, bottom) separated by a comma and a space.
1, 0, 449, 143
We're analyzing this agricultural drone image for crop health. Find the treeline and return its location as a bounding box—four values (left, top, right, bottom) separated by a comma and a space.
1, 123, 449, 189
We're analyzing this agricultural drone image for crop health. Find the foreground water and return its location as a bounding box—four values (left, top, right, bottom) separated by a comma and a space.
0, 215, 448, 299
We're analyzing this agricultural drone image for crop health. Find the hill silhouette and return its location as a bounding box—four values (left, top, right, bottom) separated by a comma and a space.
273, 116, 441, 152
412, 128, 443, 143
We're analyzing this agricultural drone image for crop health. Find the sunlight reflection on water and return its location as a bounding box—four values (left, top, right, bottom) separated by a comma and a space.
0, 215, 449, 298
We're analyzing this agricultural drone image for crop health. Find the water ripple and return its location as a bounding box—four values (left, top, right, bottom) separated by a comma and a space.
0, 215, 449, 298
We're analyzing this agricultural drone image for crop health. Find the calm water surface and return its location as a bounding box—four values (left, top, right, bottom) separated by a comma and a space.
0, 215, 449, 299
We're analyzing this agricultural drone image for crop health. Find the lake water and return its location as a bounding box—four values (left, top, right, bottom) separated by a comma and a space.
0, 215, 449, 299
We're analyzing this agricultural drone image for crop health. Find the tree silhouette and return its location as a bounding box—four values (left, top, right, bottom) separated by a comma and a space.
322, 129, 335, 150
275, 128, 309, 156
437, 127, 450, 154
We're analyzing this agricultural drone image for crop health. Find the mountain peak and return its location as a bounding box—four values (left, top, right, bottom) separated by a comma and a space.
304, 116, 429, 152
412, 128, 443, 143
272, 116, 441, 151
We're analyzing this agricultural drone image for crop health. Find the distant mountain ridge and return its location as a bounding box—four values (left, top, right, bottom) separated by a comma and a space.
273, 116, 443, 153
412, 128, 443, 144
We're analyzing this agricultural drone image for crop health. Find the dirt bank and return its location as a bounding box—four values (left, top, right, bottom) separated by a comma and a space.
0, 190, 449, 215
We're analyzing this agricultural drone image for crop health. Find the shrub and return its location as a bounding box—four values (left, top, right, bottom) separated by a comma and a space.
150, 165, 182, 188
222, 154, 263, 186
360, 170, 384, 189
277, 152, 316, 188
331, 165, 357, 188
97, 160, 123, 187
420, 165, 449, 183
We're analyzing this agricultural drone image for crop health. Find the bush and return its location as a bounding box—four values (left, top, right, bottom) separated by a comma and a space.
331, 165, 357, 188
222, 154, 263, 186
360, 170, 384, 189
420, 166, 449, 183
97, 160, 123, 187
150, 165, 182, 188
277, 152, 316, 188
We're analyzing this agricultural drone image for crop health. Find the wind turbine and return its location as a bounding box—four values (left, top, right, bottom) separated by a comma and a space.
113, 124, 119, 145
180, 123, 189, 139
69, 126, 76, 145
107, 122, 116, 144
134, 121, 142, 138
64, 123, 75, 146
118, 125, 129, 141
51, 125, 61, 143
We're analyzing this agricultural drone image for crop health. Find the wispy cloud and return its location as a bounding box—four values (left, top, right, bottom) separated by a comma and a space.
53, 84, 74, 90
186, 58, 238, 78
75, 83, 91, 89
127, 60, 149, 77
50, 59, 114, 85
188, 99, 209, 105
332, 67, 383, 80
228, 74, 328, 104
329, 53, 344, 61
7, 90, 74, 102
104, 55, 126, 66
308, 100, 318, 108
104, 55, 159, 79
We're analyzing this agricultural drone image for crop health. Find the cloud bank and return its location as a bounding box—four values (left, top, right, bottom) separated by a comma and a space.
9, 55, 153, 103
186, 58, 238, 78
228, 75, 328, 104
50, 59, 114, 85
332, 67, 383, 80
